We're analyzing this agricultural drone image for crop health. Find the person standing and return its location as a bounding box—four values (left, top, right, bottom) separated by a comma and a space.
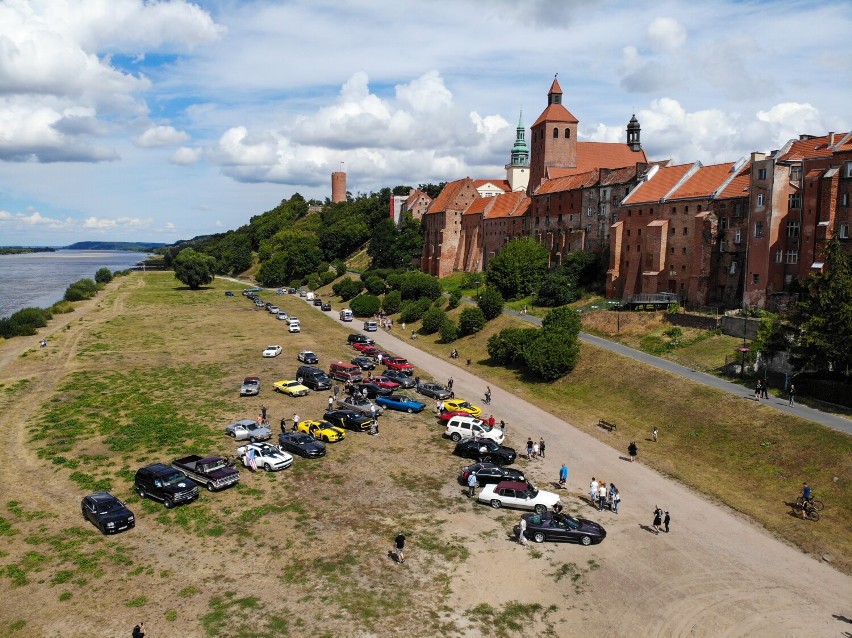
652, 427, 658, 443
394, 532, 406, 563
246, 446, 257, 472
754, 381, 762, 401
292, 414, 299, 431
598, 482, 607, 511
370, 403, 378, 421
447, 377, 454, 391
652, 506, 662, 534
467, 472, 478, 498
261, 404, 267, 423
327, 396, 334, 410
517, 516, 528, 546
132, 623, 145, 638
664, 511, 671, 533
487, 414, 496, 428
333, 383, 340, 398
377, 353, 383, 365
788, 384, 796, 406
539, 437, 546, 458
612, 487, 621, 514
558, 464, 568, 488
628, 441, 638, 462
526, 438, 534, 460
280, 417, 287, 433
761, 382, 769, 399
589, 477, 599, 505
484, 386, 492, 405
532, 440, 540, 459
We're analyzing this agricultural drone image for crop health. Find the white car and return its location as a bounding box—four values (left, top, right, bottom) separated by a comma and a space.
445, 415, 505, 444
263, 345, 282, 357
477, 480, 561, 514
276, 311, 289, 321
288, 320, 301, 333
267, 305, 280, 314
236, 443, 293, 472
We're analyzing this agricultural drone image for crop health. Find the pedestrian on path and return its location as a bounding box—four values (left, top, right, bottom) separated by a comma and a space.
754, 381, 763, 401
652, 506, 663, 534
484, 386, 492, 405
761, 382, 769, 399
612, 487, 621, 513
664, 511, 671, 533
526, 438, 534, 460
447, 377, 454, 390
598, 483, 607, 511
517, 517, 528, 546
532, 440, 540, 459
394, 532, 406, 563
589, 477, 599, 505
628, 441, 638, 461
788, 384, 796, 406
558, 464, 568, 488
539, 437, 546, 458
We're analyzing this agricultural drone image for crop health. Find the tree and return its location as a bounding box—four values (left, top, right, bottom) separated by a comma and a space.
541, 306, 582, 337
94, 267, 113, 284
439, 318, 458, 343
524, 331, 581, 381
421, 307, 447, 334
364, 275, 387, 295
486, 238, 549, 299
399, 298, 432, 324
350, 294, 381, 317
332, 277, 364, 301
173, 249, 215, 289
458, 307, 486, 336
382, 290, 402, 315
332, 259, 347, 277
399, 271, 442, 301
789, 237, 852, 375
536, 273, 580, 307
477, 286, 504, 320
487, 327, 539, 365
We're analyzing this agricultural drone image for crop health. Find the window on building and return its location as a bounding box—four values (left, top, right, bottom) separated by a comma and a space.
839, 224, 849, 239
734, 230, 742, 244
720, 217, 728, 230
683, 227, 688, 235
757, 193, 765, 206
789, 193, 802, 209
752, 273, 760, 285
565, 128, 571, 138
682, 247, 687, 255
587, 207, 594, 216
845, 162, 852, 178
638, 228, 642, 236
535, 217, 539, 226
613, 212, 619, 223
775, 249, 782, 263
586, 225, 592, 233
682, 265, 687, 271
627, 229, 631, 237
671, 207, 676, 215
755, 221, 764, 238
557, 213, 563, 224
791, 166, 802, 181
786, 220, 800, 237
626, 245, 630, 252
669, 265, 676, 276
758, 168, 767, 180
720, 240, 728, 252
842, 193, 849, 206
671, 227, 676, 235
553, 127, 558, 138
670, 247, 675, 254
684, 205, 689, 214
730, 261, 737, 274
785, 250, 798, 264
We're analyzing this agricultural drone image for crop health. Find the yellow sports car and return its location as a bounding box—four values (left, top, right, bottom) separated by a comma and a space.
442, 399, 482, 418
273, 380, 310, 397
298, 420, 346, 443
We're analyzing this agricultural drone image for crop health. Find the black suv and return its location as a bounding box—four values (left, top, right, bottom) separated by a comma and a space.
134, 463, 199, 509
81, 492, 135, 534
296, 365, 333, 391
454, 439, 517, 465
347, 333, 374, 346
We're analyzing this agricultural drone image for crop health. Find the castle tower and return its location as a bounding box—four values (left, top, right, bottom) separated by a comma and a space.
528, 77, 578, 194
627, 114, 642, 152
506, 110, 530, 192
331, 171, 347, 203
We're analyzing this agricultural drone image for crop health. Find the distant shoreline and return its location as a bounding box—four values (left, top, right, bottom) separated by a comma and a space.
0, 247, 57, 255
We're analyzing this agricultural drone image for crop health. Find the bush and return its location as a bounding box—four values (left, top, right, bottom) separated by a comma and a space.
399, 298, 433, 324
64, 278, 98, 301
477, 286, 504, 320
439, 319, 458, 343
365, 275, 387, 296
386, 273, 402, 290
94, 267, 113, 284
332, 259, 346, 277
524, 331, 581, 381
399, 271, 442, 301
536, 273, 580, 307
332, 277, 364, 301
350, 294, 381, 317
420, 307, 447, 335
306, 273, 322, 290
541, 306, 582, 337
382, 290, 402, 315
458, 307, 486, 336
448, 290, 462, 310
320, 270, 336, 286
0, 307, 52, 338
487, 327, 539, 365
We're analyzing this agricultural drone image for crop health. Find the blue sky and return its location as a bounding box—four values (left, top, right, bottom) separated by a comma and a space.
1, 0, 850, 246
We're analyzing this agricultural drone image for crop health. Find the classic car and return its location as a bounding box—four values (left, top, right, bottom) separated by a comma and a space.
277, 432, 326, 458
371, 376, 401, 390
81, 492, 135, 534
351, 356, 376, 371
517, 512, 607, 546
236, 442, 293, 471
375, 394, 426, 413
477, 480, 561, 514
382, 370, 416, 388
454, 438, 516, 465
354, 381, 394, 398
273, 379, 310, 397
335, 395, 384, 416
297, 350, 319, 364
322, 409, 375, 432
240, 376, 261, 396
442, 399, 482, 418
347, 334, 374, 345
415, 382, 451, 399
383, 356, 414, 374
297, 420, 346, 443
459, 462, 526, 486
438, 410, 470, 423
263, 345, 282, 358
225, 419, 272, 442
172, 455, 240, 492
352, 343, 379, 356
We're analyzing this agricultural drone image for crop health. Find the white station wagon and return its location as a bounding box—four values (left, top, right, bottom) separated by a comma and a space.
477, 481, 561, 514
445, 415, 505, 444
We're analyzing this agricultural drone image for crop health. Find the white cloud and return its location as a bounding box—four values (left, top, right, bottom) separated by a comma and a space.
136, 125, 190, 147
170, 146, 202, 165
82, 216, 150, 230
648, 17, 686, 53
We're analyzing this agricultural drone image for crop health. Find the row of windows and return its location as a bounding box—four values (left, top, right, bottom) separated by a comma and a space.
774, 250, 799, 264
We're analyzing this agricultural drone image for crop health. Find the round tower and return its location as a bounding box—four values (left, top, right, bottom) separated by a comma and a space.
331, 171, 347, 203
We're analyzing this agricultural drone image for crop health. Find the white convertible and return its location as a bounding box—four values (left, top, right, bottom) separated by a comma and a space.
477, 480, 561, 514
236, 442, 293, 472
263, 345, 283, 357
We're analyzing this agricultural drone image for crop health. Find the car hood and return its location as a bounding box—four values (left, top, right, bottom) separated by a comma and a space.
207, 467, 239, 480
98, 507, 134, 523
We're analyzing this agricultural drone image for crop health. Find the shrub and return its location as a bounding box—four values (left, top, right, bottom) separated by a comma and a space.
399, 271, 442, 301
332, 259, 346, 277
541, 306, 582, 337
487, 327, 539, 365
349, 294, 381, 317
305, 273, 322, 290
364, 275, 387, 296
536, 273, 580, 307
524, 331, 581, 381
386, 272, 402, 290
94, 267, 113, 284
320, 270, 336, 286
458, 307, 486, 336
399, 297, 433, 324
477, 286, 504, 320
332, 277, 364, 301
64, 278, 98, 301
447, 290, 462, 310
382, 290, 402, 315
439, 319, 458, 343
420, 307, 447, 335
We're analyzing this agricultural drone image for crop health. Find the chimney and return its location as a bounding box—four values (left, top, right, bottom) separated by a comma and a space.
828, 132, 836, 147
750, 152, 766, 163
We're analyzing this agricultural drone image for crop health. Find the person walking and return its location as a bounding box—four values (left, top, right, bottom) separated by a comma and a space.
532, 440, 540, 459
526, 438, 534, 460
484, 386, 492, 405
370, 403, 378, 422
280, 417, 287, 433
589, 477, 599, 506
652, 506, 663, 534
539, 437, 546, 458
761, 382, 769, 399
754, 380, 762, 401
628, 441, 638, 462
788, 384, 797, 406
517, 516, 528, 546
292, 414, 299, 431
652, 427, 658, 443
598, 482, 608, 511
447, 377, 454, 391
394, 532, 406, 563
664, 511, 671, 533
467, 472, 478, 498
612, 487, 621, 514
558, 464, 568, 488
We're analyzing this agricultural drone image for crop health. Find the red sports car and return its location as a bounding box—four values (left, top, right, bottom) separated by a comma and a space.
371, 376, 401, 390
353, 343, 379, 356
438, 410, 469, 423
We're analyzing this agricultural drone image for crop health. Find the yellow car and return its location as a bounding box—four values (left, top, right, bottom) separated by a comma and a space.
298, 420, 346, 443
273, 380, 310, 397
442, 399, 482, 417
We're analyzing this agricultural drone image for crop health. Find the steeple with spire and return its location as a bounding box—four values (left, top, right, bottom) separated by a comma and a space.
627, 114, 642, 152
506, 110, 530, 192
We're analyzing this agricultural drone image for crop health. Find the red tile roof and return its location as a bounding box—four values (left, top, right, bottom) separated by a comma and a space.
532, 103, 578, 127
549, 78, 563, 95
623, 163, 694, 204
776, 132, 850, 161
670, 162, 736, 200
473, 179, 511, 192
483, 192, 530, 220
462, 197, 490, 216
426, 178, 476, 214
716, 162, 751, 200
547, 142, 647, 178
600, 165, 640, 186
404, 189, 431, 207
535, 169, 600, 195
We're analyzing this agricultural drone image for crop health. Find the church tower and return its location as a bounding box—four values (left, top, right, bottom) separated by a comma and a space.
528, 77, 579, 194
627, 114, 642, 152
505, 111, 530, 192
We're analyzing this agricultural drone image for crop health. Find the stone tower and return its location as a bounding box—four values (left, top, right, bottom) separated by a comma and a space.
331, 171, 347, 203
528, 78, 579, 194
506, 110, 530, 192
627, 114, 642, 152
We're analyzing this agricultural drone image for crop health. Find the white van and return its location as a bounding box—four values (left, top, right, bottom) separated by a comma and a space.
339, 309, 353, 322
306, 292, 315, 301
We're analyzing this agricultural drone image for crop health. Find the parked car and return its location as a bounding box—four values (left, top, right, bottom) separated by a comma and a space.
442, 399, 482, 418
240, 376, 261, 396
347, 334, 374, 346
172, 455, 240, 492
321, 302, 332, 311
323, 409, 375, 432
363, 320, 378, 332
454, 439, 516, 465
297, 350, 319, 364
263, 345, 282, 358
375, 394, 426, 413
236, 442, 293, 471
225, 291, 235, 297
415, 382, 451, 399
81, 492, 135, 534
382, 370, 416, 388
277, 432, 326, 458
298, 289, 307, 297
254, 299, 265, 307
298, 420, 345, 443
296, 366, 332, 391
335, 395, 384, 416
288, 287, 297, 294
352, 342, 378, 354
267, 305, 280, 314
288, 320, 301, 333
273, 379, 310, 397
355, 381, 394, 398
134, 463, 199, 509
225, 419, 272, 442
477, 480, 561, 514
277, 311, 290, 321
328, 362, 363, 383
370, 375, 401, 390
459, 462, 526, 486
351, 356, 376, 371
438, 410, 471, 423
517, 512, 607, 546
383, 356, 414, 375
445, 415, 504, 443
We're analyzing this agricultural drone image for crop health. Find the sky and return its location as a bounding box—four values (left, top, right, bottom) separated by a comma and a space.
0, 0, 850, 246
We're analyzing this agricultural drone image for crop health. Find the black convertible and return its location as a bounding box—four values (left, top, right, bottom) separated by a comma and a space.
517, 512, 607, 546
323, 409, 375, 432
277, 432, 326, 458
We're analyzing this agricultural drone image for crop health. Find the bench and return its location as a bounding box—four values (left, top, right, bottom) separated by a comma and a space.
597, 419, 617, 432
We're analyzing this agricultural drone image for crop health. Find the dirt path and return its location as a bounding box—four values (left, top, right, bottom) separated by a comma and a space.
298, 297, 852, 636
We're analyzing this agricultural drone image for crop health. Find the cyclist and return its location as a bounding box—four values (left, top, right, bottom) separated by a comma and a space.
800, 482, 812, 519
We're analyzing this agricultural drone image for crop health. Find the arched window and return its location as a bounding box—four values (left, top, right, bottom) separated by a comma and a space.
565, 129, 571, 139
553, 127, 558, 138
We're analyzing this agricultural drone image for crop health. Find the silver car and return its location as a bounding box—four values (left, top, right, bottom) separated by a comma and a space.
335, 395, 384, 416
225, 419, 272, 442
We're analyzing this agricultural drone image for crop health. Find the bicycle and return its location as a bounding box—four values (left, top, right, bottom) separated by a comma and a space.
798, 502, 820, 521
795, 496, 824, 511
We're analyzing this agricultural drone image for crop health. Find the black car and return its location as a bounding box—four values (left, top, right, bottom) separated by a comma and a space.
288, 287, 297, 294
518, 512, 607, 546
382, 369, 416, 389
313, 298, 323, 306
278, 432, 326, 458
323, 409, 375, 432
225, 291, 235, 297
81, 492, 135, 534
347, 333, 374, 346
296, 366, 332, 391
351, 356, 376, 371
356, 381, 393, 398
459, 462, 526, 485
454, 439, 517, 465
321, 302, 332, 311
416, 382, 452, 400
134, 463, 199, 508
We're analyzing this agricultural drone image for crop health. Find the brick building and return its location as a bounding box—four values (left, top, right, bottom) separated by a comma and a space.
400, 189, 432, 221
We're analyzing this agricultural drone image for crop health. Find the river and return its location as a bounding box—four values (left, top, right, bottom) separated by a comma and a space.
0, 250, 149, 319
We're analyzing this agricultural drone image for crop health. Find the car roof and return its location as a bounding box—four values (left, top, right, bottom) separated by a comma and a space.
233, 419, 257, 426
495, 480, 528, 490
243, 376, 260, 382
89, 491, 118, 502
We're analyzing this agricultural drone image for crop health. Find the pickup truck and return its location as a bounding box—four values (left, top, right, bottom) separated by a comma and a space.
172, 455, 241, 492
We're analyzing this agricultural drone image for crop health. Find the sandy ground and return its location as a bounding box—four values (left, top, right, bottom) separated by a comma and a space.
0, 278, 850, 637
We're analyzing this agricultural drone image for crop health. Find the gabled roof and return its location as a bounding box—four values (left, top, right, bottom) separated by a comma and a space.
671, 162, 736, 200
473, 179, 511, 192
622, 163, 694, 205
600, 165, 640, 186
483, 192, 530, 220
775, 132, 850, 162
532, 104, 579, 127
425, 178, 477, 214
404, 189, 431, 207
715, 162, 752, 200
535, 169, 600, 195
462, 197, 490, 216
547, 142, 647, 178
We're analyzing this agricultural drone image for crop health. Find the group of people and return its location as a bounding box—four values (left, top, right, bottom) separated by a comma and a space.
256, 404, 268, 426
525, 437, 546, 460
589, 477, 621, 513
753, 380, 798, 406
652, 506, 670, 534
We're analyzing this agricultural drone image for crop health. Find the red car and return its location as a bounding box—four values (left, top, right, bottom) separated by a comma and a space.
371, 376, 401, 390
384, 356, 414, 374
353, 343, 379, 356
438, 410, 469, 423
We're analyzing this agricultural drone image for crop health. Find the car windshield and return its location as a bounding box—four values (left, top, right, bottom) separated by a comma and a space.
96, 500, 123, 514
292, 434, 312, 444
206, 459, 227, 471
161, 471, 187, 486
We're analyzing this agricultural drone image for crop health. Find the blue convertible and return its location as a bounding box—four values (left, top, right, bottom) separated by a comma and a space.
375, 394, 426, 414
